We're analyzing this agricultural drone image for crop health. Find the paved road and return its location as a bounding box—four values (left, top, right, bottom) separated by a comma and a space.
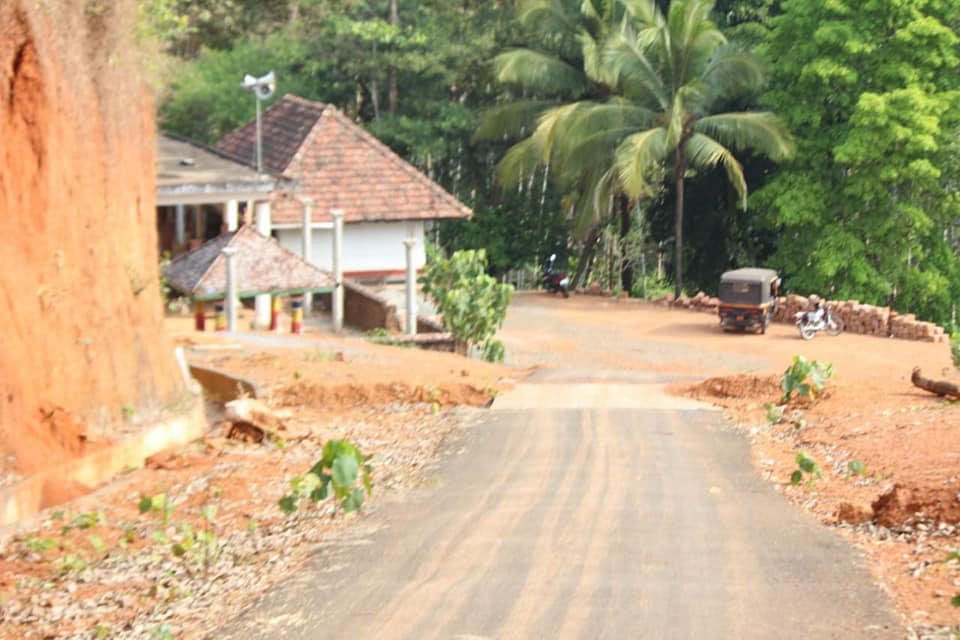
219, 299, 901, 639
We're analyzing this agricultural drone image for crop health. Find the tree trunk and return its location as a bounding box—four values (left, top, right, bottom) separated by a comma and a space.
387, 0, 398, 113
370, 41, 381, 122
572, 225, 601, 289
619, 195, 634, 295
911, 367, 960, 398
673, 148, 685, 299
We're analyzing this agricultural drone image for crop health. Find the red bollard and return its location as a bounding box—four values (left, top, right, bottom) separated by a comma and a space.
291, 297, 304, 334
194, 300, 206, 331
270, 296, 281, 331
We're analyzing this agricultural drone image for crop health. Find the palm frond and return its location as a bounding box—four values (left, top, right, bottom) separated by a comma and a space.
614, 127, 667, 198
529, 102, 584, 162
701, 47, 767, 105
473, 100, 559, 142
549, 99, 656, 177
695, 112, 795, 162
617, 0, 660, 26
493, 49, 588, 95
603, 31, 669, 110
496, 138, 545, 188
518, 0, 579, 35
684, 132, 747, 208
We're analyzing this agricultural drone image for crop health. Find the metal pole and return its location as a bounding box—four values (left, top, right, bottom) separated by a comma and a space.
403, 238, 417, 336
174, 204, 186, 250
254, 200, 272, 328
300, 197, 313, 314
255, 96, 262, 174
222, 247, 238, 332
331, 209, 344, 333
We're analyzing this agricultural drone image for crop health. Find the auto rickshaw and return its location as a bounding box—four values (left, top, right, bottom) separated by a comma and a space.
717, 268, 781, 334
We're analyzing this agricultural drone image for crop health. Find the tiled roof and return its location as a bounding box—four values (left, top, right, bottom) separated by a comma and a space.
164, 226, 335, 300
215, 95, 471, 225
215, 97, 325, 174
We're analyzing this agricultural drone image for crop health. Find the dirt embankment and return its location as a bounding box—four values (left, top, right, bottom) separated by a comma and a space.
0, 0, 182, 476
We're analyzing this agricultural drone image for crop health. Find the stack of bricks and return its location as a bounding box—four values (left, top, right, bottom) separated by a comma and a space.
770, 294, 946, 343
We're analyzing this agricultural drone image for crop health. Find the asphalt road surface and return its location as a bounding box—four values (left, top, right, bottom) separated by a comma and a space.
219, 297, 901, 639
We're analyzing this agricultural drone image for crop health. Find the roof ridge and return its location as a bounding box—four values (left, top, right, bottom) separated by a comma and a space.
320, 106, 472, 217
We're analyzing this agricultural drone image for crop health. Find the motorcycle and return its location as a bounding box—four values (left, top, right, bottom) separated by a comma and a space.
542, 254, 570, 298
794, 302, 843, 340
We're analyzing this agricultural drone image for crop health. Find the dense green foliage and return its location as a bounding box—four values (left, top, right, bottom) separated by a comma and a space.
756, 0, 960, 324
151, 0, 960, 324
419, 249, 513, 362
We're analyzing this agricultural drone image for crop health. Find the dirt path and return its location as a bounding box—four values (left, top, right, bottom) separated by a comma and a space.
219, 366, 900, 639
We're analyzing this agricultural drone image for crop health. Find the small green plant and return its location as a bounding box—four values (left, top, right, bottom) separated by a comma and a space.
121, 404, 137, 421
944, 551, 960, 606
149, 623, 175, 640
363, 328, 416, 349
293, 370, 303, 380
790, 451, 821, 486
87, 535, 107, 556
139, 493, 174, 526
72, 510, 105, 530
93, 624, 115, 639
764, 402, 784, 424
54, 553, 88, 575
781, 356, 833, 404
23, 536, 57, 553
304, 347, 339, 361
847, 460, 867, 478
279, 440, 372, 515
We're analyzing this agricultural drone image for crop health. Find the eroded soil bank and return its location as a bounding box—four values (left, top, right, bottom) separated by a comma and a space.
0, 0, 183, 484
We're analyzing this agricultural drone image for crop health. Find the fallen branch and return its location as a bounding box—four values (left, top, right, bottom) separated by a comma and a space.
911, 367, 960, 398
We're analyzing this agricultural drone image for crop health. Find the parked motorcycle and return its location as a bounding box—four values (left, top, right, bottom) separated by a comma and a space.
794, 302, 843, 340
542, 254, 570, 298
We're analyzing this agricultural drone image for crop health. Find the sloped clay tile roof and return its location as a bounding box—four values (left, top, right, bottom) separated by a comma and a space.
215, 97, 325, 174
215, 95, 471, 225
164, 226, 334, 300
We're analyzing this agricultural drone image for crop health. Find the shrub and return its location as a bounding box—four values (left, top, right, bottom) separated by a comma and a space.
420, 248, 512, 363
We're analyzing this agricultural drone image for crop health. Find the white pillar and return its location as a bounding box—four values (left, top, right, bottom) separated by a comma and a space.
300, 197, 313, 314
254, 200, 272, 328
331, 209, 344, 333
222, 247, 238, 332
403, 238, 417, 336
175, 204, 186, 248
225, 200, 239, 231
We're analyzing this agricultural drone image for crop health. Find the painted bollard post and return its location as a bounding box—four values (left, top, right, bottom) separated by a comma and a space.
215, 302, 227, 331
194, 300, 205, 331
270, 296, 282, 331
291, 297, 304, 334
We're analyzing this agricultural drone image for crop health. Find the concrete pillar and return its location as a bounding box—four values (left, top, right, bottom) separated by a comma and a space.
300, 197, 313, 314
222, 247, 237, 332
175, 204, 186, 250
403, 238, 417, 336
225, 200, 239, 232
254, 200, 272, 328
331, 209, 344, 333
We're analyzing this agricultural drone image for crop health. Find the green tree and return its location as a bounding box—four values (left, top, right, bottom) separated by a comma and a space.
497, 0, 793, 298
419, 249, 513, 363
475, 0, 635, 290
756, 0, 960, 324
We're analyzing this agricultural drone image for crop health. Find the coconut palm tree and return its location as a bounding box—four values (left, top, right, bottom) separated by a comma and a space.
474, 0, 634, 288
481, 0, 794, 297
602, 0, 794, 296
